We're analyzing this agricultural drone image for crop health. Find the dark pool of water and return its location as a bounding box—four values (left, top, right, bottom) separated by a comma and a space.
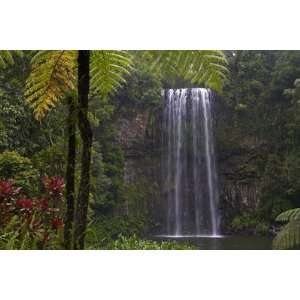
154, 235, 273, 250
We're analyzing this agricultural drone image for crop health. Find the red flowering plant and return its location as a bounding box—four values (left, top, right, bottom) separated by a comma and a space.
0, 180, 21, 226
42, 176, 64, 201
0, 176, 65, 249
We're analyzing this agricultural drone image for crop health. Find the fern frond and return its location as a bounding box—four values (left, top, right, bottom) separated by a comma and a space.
146, 50, 228, 92
273, 219, 300, 250
0, 50, 23, 68
276, 208, 300, 223
25, 50, 77, 120
90, 50, 133, 98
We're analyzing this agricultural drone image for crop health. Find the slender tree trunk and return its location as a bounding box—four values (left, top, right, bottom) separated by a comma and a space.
64, 95, 77, 249
74, 50, 92, 249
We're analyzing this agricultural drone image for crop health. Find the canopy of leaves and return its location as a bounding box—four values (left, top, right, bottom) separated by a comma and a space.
146, 50, 228, 92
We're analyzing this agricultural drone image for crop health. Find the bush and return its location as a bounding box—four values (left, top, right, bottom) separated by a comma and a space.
230, 213, 270, 235
85, 215, 151, 249
85, 216, 196, 249
105, 235, 195, 250
0, 176, 65, 249
32, 142, 66, 178
0, 151, 39, 194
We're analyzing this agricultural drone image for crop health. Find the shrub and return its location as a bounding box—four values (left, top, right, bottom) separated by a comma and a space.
105, 235, 195, 250
32, 142, 66, 178
230, 213, 270, 235
0, 176, 65, 249
0, 151, 39, 195
85, 215, 151, 249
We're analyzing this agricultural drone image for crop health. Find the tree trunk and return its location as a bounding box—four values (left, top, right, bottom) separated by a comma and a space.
74, 50, 92, 249
64, 95, 77, 249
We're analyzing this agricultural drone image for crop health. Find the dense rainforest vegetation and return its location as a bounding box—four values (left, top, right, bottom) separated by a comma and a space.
0, 50, 300, 249
218, 51, 300, 249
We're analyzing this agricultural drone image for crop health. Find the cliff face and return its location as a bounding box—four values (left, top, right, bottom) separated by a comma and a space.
114, 98, 266, 233
215, 96, 270, 232
114, 108, 163, 230
217, 150, 263, 231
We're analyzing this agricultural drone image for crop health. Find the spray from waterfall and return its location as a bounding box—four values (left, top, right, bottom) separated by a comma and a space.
162, 88, 220, 237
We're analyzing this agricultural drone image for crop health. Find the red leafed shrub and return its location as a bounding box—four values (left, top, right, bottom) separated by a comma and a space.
51, 217, 64, 230
0, 180, 21, 200
42, 176, 65, 199
0, 176, 65, 249
0, 180, 22, 226
16, 198, 34, 209
37, 198, 49, 211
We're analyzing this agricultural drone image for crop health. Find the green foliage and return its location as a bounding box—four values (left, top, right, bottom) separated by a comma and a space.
0, 52, 65, 156
146, 50, 228, 92
0, 151, 39, 194
115, 53, 162, 109
25, 50, 133, 120
25, 50, 77, 120
273, 207, 300, 250
0, 216, 39, 250
230, 213, 269, 235
107, 234, 195, 250
0, 215, 64, 250
90, 51, 133, 97
218, 51, 300, 232
85, 215, 150, 249
0, 177, 65, 250
0, 50, 23, 68
273, 220, 300, 250
91, 122, 124, 214
276, 208, 300, 223
32, 139, 67, 177
7, 50, 300, 248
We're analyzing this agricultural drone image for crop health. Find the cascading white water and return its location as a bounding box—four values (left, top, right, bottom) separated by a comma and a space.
162, 88, 220, 237
199, 89, 219, 236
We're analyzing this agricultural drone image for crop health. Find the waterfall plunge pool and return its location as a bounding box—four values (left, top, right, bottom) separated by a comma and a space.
153, 235, 273, 250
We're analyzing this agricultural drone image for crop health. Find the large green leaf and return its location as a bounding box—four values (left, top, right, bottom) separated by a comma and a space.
273, 219, 300, 249
276, 208, 300, 222
0, 50, 23, 68
146, 50, 228, 92
90, 51, 133, 97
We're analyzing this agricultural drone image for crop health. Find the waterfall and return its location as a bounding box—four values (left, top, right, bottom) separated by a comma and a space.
162, 88, 220, 237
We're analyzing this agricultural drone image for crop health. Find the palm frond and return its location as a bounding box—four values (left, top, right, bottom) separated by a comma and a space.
0, 50, 23, 68
146, 50, 228, 92
90, 50, 133, 98
273, 207, 300, 249
25, 50, 77, 120
276, 208, 300, 222
273, 219, 300, 250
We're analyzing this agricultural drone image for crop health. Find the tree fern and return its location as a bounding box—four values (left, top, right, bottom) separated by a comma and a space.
0, 50, 23, 68
146, 50, 228, 92
25, 50, 133, 120
275, 208, 300, 222
273, 219, 300, 250
25, 50, 226, 121
25, 50, 77, 120
273, 208, 300, 249
90, 50, 133, 97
